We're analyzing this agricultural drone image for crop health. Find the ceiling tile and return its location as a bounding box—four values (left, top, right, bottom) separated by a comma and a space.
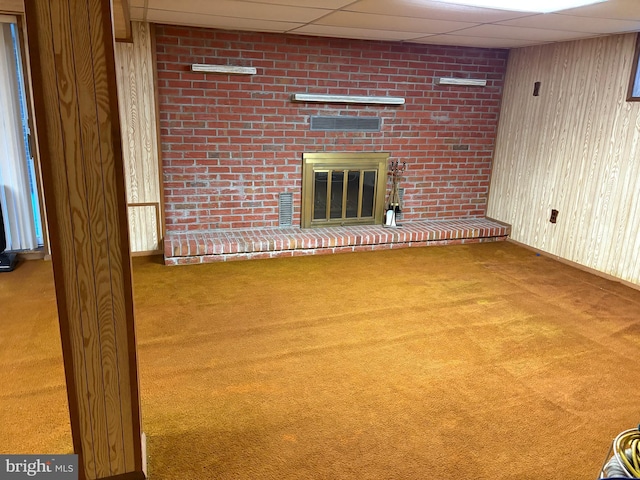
559, 0, 640, 21
146, 0, 331, 22
146, 9, 303, 32
234, 0, 353, 7
290, 24, 421, 41
454, 24, 599, 42
411, 34, 542, 48
498, 13, 640, 34
345, 0, 531, 22
315, 10, 476, 34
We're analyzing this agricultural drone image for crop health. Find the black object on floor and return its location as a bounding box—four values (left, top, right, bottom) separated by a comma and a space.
0, 252, 17, 272
0, 201, 17, 272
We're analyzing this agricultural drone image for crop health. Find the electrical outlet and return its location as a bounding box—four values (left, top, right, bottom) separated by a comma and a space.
550, 209, 558, 223
533, 81, 541, 96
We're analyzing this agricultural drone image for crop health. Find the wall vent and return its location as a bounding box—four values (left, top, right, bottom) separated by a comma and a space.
278, 192, 293, 227
310, 116, 381, 132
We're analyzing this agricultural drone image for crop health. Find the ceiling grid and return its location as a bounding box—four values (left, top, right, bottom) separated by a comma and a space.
129, 0, 640, 48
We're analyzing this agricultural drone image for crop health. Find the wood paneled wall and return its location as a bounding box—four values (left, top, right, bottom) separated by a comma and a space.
488, 33, 640, 285
0, 0, 23, 13
25, 0, 144, 478
114, 21, 162, 254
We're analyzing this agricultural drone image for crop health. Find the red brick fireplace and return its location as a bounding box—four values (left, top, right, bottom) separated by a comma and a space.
155, 25, 510, 264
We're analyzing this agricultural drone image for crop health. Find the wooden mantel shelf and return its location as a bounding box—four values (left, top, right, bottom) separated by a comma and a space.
291, 93, 405, 105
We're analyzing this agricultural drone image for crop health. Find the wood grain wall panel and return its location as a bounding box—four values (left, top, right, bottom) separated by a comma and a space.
25, 0, 144, 478
115, 21, 162, 253
488, 33, 640, 285
112, 0, 131, 42
128, 203, 160, 252
0, 0, 23, 13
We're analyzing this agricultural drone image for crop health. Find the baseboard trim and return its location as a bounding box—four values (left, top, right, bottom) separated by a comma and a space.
507, 238, 640, 292
142, 432, 147, 478
17, 249, 46, 261
131, 249, 162, 257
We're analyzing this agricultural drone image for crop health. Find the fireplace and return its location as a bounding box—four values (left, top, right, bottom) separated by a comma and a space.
301, 153, 388, 228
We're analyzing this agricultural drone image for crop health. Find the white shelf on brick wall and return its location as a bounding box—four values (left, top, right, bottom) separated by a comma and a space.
191, 64, 257, 75
435, 77, 486, 86
291, 93, 405, 105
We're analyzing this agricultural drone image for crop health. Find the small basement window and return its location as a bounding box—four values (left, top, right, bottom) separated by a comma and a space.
628, 35, 640, 101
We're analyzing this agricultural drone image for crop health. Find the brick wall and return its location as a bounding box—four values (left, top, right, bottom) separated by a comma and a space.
155, 25, 508, 232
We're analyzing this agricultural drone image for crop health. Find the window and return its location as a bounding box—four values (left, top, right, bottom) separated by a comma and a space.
0, 18, 44, 250
628, 35, 640, 101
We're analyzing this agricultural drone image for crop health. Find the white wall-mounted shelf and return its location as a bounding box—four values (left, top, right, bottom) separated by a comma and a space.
191, 64, 257, 75
291, 93, 405, 105
436, 77, 487, 87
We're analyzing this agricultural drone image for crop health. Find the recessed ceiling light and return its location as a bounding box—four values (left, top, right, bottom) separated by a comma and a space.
435, 0, 607, 13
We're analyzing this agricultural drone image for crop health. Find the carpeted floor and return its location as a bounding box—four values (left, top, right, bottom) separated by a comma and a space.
1, 242, 639, 479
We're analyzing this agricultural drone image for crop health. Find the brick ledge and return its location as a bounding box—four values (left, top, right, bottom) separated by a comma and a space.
164, 218, 510, 265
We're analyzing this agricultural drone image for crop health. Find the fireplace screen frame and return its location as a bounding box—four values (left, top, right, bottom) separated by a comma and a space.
301, 152, 389, 228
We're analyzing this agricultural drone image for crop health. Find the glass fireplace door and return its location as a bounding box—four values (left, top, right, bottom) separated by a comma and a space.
312, 169, 378, 222
302, 153, 388, 228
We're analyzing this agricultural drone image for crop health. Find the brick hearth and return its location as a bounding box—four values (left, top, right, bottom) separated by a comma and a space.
164, 218, 510, 265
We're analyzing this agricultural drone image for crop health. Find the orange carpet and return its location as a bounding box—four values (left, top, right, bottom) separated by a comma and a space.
1, 242, 639, 479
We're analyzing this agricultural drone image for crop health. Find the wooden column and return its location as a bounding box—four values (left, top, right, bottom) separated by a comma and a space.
24, 1, 145, 479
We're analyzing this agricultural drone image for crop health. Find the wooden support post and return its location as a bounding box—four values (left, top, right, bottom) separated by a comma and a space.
24, 1, 145, 479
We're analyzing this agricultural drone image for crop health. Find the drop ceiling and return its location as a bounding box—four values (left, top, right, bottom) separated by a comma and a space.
130, 0, 640, 49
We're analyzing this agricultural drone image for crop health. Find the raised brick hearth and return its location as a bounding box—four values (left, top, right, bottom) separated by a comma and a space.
164, 218, 509, 265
